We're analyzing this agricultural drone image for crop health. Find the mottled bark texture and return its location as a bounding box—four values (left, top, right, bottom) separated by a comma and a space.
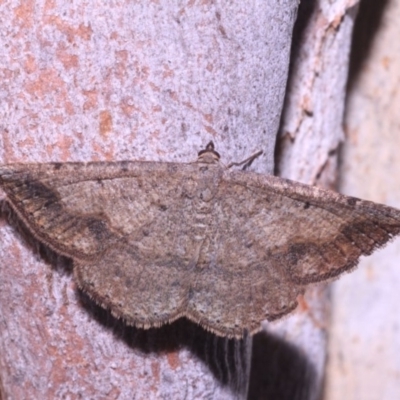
270, 1, 360, 399
0, 1, 298, 399
325, 1, 400, 399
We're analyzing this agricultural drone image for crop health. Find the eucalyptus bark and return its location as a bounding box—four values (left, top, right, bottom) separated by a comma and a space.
325, 1, 400, 398
0, 1, 295, 399
0, 1, 359, 399
269, 1, 359, 399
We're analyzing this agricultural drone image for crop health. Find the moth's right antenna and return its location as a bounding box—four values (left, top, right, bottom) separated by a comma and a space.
227, 150, 263, 170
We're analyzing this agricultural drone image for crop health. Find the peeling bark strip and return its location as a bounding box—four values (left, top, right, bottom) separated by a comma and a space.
1, 143, 400, 338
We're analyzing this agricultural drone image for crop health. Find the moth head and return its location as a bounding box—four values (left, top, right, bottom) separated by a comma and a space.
197, 141, 221, 164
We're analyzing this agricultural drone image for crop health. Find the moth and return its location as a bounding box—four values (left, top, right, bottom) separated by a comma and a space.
1, 142, 399, 338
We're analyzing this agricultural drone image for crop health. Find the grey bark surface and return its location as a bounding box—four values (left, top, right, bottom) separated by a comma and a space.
269, 1, 360, 399
0, 1, 298, 399
325, 1, 400, 399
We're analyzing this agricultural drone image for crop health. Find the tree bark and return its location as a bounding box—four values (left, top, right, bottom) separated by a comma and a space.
0, 1, 300, 399
0, 0, 363, 398
266, 1, 359, 399
325, 1, 400, 398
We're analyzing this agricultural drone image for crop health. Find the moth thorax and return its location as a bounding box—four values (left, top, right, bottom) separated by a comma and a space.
197, 152, 220, 164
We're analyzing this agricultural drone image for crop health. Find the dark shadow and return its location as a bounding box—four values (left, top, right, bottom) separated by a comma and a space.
79, 289, 252, 396
347, 0, 391, 93
248, 332, 318, 400
80, 291, 319, 399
